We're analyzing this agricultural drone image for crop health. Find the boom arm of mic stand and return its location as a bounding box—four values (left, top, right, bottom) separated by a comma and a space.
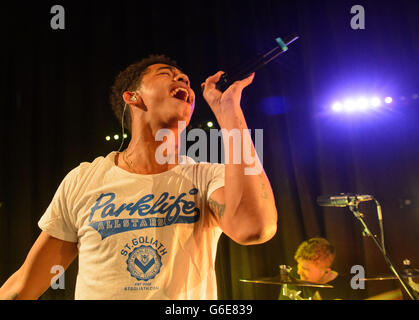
348, 204, 417, 300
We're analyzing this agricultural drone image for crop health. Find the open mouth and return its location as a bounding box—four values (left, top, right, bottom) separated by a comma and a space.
170, 87, 191, 104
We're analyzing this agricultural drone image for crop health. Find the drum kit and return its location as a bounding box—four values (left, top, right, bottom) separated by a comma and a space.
240, 261, 419, 299
240, 265, 333, 288
241, 195, 419, 299
361, 259, 419, 292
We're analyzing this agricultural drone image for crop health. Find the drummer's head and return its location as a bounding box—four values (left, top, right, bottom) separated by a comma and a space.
294, 238, 336, 283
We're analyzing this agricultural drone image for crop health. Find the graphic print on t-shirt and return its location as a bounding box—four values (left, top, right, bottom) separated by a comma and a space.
121, 236, 169, 291
87, 187, 200, 239
86, 187, 201, 291
127, 245, 161, 281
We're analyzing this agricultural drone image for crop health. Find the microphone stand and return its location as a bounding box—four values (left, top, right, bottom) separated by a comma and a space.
348, 202, 417, 300
375, 199, 386, 256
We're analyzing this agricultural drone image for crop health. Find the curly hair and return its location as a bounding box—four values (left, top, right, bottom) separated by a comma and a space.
109, 54, 181, 132
294, 238, 336, 265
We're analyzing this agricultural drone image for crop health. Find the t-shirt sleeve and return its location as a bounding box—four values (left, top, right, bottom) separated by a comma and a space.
38, 167, 80, 243
207, 163, 225, 200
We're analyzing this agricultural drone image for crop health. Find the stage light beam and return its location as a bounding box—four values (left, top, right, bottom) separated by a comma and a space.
384, 97, 393, 104
356, 97, 368, 111
332, 102, 343, 112
370, 97, 381, 107
343, 99, 356, 112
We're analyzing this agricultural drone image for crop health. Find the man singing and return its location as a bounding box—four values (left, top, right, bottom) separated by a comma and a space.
0, 55, 277, 299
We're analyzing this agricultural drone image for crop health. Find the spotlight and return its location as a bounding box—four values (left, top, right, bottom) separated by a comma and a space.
343, 99, 356, 112
207, 121, 214, 128
114, 134, 119, 140
332, 102, 343, 112
370, 97, 381, 107
105, 136, 111, 141
384, 97, 393, 104
355, 97, 368, 111
123, 133, 128, 139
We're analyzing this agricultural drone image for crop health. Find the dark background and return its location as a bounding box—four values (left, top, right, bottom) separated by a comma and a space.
0, 0, 418, 300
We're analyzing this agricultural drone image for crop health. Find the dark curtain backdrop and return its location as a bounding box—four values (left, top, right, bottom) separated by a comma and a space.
1, 0, 418, 300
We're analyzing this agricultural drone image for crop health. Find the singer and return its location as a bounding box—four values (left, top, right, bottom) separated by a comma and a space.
0, 54, 278, 300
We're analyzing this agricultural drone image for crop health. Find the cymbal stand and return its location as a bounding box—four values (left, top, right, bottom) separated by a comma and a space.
348, 202, 417, 300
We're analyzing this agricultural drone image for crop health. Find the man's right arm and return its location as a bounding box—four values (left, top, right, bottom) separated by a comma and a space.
0, 231, 78, 300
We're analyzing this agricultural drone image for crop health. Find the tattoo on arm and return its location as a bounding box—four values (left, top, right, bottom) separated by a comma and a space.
259, 174, 268, 199
261, 183, 268, 199
208, 198, 226, 220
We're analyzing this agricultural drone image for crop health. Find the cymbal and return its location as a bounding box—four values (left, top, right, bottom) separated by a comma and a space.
239, 274, 334, 288
362, 268, 419, 281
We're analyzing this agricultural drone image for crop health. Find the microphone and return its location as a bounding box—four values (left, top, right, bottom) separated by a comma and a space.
317, 194, 374, 207
202, 34, 299, 93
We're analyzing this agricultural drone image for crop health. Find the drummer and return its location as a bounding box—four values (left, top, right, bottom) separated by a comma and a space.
278, 238, 356, 300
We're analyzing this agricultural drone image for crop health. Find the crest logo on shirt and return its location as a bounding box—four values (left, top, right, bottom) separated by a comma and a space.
126, 245, 162, 281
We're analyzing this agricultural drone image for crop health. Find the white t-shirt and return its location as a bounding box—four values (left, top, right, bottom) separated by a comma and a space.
38, 151, 225, 300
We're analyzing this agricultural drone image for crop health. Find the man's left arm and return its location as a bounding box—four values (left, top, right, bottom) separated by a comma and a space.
202, 71, 278, 245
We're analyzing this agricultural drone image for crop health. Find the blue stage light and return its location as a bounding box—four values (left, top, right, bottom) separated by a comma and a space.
332, 101, 343, 112
370, 97, 381, 107
343, 99, 356, 112
355, 97, 369, 111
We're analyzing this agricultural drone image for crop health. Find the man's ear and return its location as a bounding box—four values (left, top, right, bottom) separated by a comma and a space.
122, 91, 147, 111
122, 91, 140, 105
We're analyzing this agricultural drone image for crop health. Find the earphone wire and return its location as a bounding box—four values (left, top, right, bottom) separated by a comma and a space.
117, 102, 127, 153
